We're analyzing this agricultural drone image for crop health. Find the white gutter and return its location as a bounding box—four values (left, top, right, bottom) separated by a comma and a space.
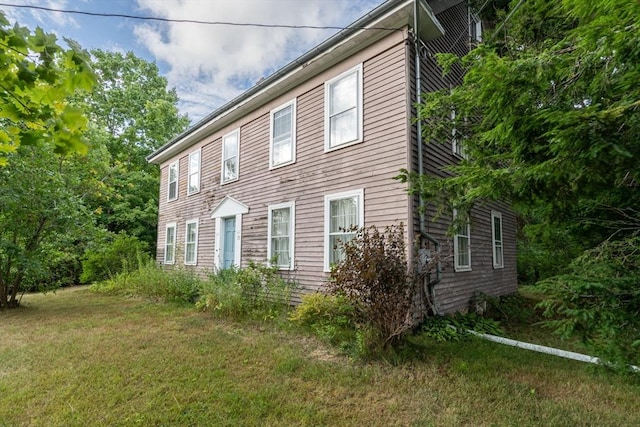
467, 330, 640, 373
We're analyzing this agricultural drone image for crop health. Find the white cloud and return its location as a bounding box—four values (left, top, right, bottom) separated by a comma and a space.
133, 0, 383, 122
2, 0, 80, 28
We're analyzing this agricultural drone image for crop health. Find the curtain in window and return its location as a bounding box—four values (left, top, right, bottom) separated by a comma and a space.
329, 197, 358, 264
271, 208, 290, 266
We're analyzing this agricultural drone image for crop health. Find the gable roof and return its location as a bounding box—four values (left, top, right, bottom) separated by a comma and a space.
147, 0, 444, 165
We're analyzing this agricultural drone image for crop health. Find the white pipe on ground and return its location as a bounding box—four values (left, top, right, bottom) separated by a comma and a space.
467, 330, 640, 373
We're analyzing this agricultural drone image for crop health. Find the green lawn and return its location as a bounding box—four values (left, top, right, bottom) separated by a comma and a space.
1, 287, 638, 426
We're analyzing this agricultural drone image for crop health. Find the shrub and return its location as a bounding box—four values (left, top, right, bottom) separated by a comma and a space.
328, 223, 421, 351
420, 313, 503, 342
197, 261, 294, 320
536, 235, 640, 370
289, 293, 357, 348
81, 233, 150, 283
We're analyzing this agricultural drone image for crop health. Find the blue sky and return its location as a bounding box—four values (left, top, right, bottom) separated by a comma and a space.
2, 0, 385, 122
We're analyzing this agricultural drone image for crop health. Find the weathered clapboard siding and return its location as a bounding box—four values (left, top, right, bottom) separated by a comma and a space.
156, 35, 411, 297
406, 1, 518, 313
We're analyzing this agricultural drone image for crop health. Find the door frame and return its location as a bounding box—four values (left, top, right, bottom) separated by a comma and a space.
211, 196, 249, 270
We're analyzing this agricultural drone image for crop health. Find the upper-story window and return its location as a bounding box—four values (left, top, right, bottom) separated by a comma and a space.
325, 64, 363, 151
491, 211, 504, 269
453, 209, 471, 272
470, 12, 482, 43
270, 100, 296, 168
168, 161, 179, 201
324, 189, 364, 271
451, 109, 468, 159
222, 129, 239, 184
188, 149, 201, 195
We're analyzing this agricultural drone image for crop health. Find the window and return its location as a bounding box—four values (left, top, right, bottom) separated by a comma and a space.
470, 12, 482, 43
453, 210, 471, 271
185, 219, 199, 265
188, 149, 201, 195
324, 189, 364, 271
222, 129, 239, 184
325, 64, 363, 151
492, 211, 504, 268
267, 202, 295, 269
168, 161, 179, 201
164, 222, 176, 264
451, 109, 467, 158
270, 100, 296, 168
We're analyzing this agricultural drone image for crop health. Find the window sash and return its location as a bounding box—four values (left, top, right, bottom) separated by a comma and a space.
185, 221, 198, 265
326, 192, 362, 268
188, 151, 200, 194
453, 210, 471, 271
492, 212, 504, 268
325, 65, 362, 150
268, 203, 294, 269
168, 162, 178, 200
164, 224, 176, 264
270, 207, 290, 267
271, 102, 295, 167
222, 131, 239, 182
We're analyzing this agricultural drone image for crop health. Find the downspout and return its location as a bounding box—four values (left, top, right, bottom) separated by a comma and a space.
414, 0, 442, 315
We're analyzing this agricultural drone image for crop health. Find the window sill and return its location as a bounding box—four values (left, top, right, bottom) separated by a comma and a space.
324, 138, 363, 153
269, 160, 295, 170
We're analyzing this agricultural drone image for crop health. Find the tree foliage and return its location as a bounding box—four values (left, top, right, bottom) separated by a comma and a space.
78, 50, 190, 251
0, 144, 92, 308
398, 0, 640, 365
0, 13, 95, 165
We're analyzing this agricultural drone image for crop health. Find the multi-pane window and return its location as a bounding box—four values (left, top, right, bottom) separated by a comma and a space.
453, 210, 471, 271
268, 202, 295, 269
164, 222, 176, 264
470, 12, 482, 43
168, 161, 179, 201
188, 149, 201, 195
185, 219, 198, 265
451, 109, 467, 158
324, 190, 364, 271
222, 129, 239, 183
325, 64, 363, 150
492, 211, 504, 268
270, 100, 296, 168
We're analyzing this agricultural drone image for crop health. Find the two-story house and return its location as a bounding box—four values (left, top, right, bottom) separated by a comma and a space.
147, 0, 517, 314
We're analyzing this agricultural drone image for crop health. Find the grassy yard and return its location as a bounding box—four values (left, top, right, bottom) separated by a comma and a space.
1, 287, 638, 426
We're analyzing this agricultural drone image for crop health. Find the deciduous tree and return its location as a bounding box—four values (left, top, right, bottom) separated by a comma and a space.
0, 13, 95, 165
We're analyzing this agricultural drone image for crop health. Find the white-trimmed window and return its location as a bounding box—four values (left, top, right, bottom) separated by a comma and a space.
267, 202, 295, 269
184, 219, 199, 265
222, 129, 240, 184
325, 64, 363, 151
324, 189, 364, 271
492, 211, 504, 268
164, 222, 176, 264
470, 12, 482, 43
270, 100, 296, 168
188, 149, 201, 195
451, 109, 468, 159
168, 161, 179, 201
453, 210, 471, 271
